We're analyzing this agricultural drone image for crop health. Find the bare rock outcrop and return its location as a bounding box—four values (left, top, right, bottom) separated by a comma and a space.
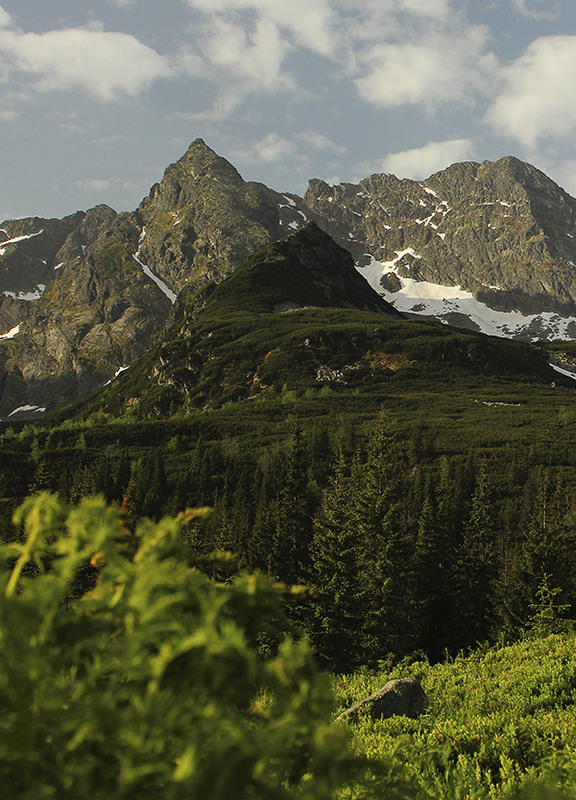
337, 678, 428, 723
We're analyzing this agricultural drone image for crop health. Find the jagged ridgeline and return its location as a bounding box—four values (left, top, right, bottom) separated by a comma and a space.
0, 140, 294, 420
2, 138, 576, 420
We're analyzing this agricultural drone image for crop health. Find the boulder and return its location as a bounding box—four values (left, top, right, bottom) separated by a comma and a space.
337, 677, 428, 723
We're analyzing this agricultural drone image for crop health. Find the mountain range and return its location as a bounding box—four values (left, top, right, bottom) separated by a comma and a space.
2, 138, 576, 420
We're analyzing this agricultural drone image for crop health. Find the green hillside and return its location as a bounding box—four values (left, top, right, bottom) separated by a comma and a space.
2, 227, 576, 665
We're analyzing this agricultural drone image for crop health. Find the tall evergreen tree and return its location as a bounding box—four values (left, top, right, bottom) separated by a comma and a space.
453, 462, 497, 648
412, 479, 454, 660
310, 453, 366, 671
270, 425, 312, 584
354, 414, 413, 660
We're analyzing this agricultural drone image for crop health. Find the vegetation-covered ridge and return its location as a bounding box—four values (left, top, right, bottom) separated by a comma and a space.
1, 493, 574, 799
40, 221, 567, 421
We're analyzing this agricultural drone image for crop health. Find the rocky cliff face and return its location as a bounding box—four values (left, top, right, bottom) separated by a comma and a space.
134, 138, 290, 293
0, 207, 171, 418
303, 157, 576, 337
2, 142, 576, 420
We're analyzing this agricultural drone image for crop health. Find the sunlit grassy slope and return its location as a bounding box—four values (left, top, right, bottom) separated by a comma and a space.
334, 633, 576, 799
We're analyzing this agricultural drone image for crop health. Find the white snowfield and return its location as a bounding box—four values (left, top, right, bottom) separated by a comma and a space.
133, 228, 177, 305
103, 366, 130, 386
549, 363, 576, 381
0, 229, 44, 256
7, 404, 46, 417
2, 284, 46, 302
358, 253, 576, 341
0, 324, 20, 339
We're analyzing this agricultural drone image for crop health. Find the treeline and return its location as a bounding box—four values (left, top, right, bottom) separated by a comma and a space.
1, 413, 575, 670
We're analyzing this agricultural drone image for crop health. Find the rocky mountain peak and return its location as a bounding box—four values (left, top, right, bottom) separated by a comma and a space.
144, 138, 245, 212
2, 141, 576, 421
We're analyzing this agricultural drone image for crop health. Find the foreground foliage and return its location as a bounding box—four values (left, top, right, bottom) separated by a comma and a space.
0, 494, 351, 799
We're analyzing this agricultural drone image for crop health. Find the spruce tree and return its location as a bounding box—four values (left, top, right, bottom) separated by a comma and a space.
354, 414, 413, 661
454, 462, 497, 649
310, 453, 365, 671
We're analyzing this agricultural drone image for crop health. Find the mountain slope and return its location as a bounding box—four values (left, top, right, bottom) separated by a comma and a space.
59, 223, 560, 422
0, 140, 312, 420
304, 157, 576, 338
2, 142, 576, 420
0, 209, 172, 419
134, 137, 302, 293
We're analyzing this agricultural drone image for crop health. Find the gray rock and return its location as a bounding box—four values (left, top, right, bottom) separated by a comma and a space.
337, 678, 428, 723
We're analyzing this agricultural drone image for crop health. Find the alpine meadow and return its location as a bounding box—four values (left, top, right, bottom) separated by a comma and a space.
1, 139, 576, 799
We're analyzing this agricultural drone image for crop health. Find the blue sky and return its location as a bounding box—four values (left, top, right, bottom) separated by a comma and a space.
1, 0, 576, 221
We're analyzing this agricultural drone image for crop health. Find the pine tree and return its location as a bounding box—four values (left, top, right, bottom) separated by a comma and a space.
412, 479, 454, 660
354, 414, 413, 661
453, 461, 497, 649
310, 453, 365, 671
270, 425, 312, 585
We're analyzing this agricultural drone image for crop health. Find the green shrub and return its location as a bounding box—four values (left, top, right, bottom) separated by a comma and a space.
0, 494, 351, 800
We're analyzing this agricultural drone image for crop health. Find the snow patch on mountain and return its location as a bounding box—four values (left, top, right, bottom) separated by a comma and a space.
133, 228, 177, 304
2, 284, 46, 302
0, 324, 20, 339
357, 255, 576, 341
104, 365, 130, 386
0, 229, 44, 255
7, 404, 46, 418
549, 363, 576, 381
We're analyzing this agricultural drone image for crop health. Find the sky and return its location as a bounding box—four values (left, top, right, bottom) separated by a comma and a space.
1, 0, 576, 222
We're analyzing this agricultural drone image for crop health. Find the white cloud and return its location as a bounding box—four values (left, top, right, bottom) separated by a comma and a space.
354, 25, 496, 111
198, 15, 293, 92
185, 0, 335, 57
75, 177, 144, 195
376, 139, 477, 179
231, 130, 347, 166
175, 90, 243, 123
178, 1, 498, 123
0, 27, 172, 101
398, 0, 450, 19
485, 35, 576, 149
0, 5, 11, 28
296, 130, 347, 155
511, 0, 560, 20
76, 178, 111, 192
232, 132, 297, 164
257, 132, 296, 162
